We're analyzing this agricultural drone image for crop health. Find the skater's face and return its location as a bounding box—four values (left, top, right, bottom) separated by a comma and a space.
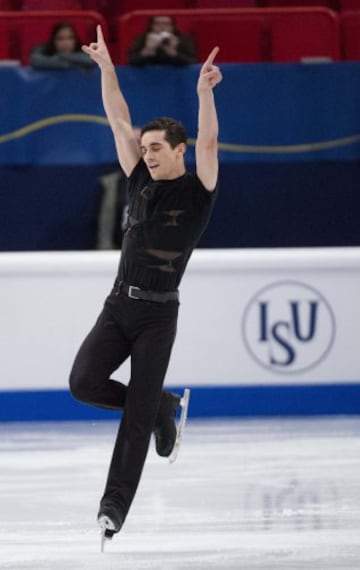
140, 130, 186, 181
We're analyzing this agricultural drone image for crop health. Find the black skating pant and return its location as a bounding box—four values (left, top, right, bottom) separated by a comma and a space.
69, 289, 179, 522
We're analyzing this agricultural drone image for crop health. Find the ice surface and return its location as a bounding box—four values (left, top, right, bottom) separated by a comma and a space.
0, 418, 360, 569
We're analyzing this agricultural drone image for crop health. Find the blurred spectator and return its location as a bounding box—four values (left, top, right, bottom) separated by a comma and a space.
128, 15, 197, 66
96, 127, 141, 249
96, 169, 129, 250
30, 22, 95, 70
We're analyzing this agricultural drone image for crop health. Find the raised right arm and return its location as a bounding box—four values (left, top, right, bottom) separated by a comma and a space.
82, 26, 141, 176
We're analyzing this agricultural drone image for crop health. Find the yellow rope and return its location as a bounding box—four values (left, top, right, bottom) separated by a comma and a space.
0, 114, 109, 144
188, 134, 360, 154
1, 114, 360, 155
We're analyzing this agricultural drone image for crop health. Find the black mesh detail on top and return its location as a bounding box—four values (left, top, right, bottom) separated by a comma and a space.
143, 249, 182, 273
161, 210, 185, 226
117, 160, 217, 292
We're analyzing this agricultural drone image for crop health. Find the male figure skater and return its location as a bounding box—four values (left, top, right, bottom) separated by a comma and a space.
69, 25, 222, 546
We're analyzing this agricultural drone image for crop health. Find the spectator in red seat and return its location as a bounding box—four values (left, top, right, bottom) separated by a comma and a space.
128, 15, 197, 67
30, 22, 95, 70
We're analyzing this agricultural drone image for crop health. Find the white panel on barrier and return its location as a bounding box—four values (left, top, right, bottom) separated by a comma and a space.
0, 248, 359, 391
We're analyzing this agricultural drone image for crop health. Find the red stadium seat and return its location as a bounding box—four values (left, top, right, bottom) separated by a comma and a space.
269, 8, 340, 61
81, 0, 107, 11
264, 0, 336, 7
195, 0, 257, 6
341, 12, 360, 59
118, 9, 266, 64
193, 16, 263, 62
21, 20, 87, 62
117, 8, 340, 65
0, 11, 107, 63
117, 0, 191, 16
0, 21, 12, 58
338, 0, 360, 10
21, 14, 99, 63
0, 0, 19, 8
118, 11, 188, 64
21, 0, 83, 9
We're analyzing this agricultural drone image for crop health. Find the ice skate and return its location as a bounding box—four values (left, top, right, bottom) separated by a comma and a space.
169, 388, 190, 464
97, 505, 123, 552
155, 388, 190, 463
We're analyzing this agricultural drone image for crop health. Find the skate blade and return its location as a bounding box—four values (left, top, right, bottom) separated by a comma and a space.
169, 388, 191, 464
98, 515, 116, 553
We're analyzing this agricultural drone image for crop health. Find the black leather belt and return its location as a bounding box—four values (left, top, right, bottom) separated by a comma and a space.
115, 281, 179, 303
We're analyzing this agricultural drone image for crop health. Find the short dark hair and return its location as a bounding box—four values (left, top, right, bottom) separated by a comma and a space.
141, 117, 187, 148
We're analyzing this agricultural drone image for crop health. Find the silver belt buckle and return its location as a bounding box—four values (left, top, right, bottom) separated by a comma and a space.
128, 285, 141, 299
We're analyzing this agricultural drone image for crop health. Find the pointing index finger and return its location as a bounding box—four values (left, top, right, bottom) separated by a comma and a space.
203, 46, 219, 70
97, 24, 104, 43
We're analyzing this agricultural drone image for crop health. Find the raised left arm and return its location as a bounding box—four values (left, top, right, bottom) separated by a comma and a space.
195, 47, 222, 192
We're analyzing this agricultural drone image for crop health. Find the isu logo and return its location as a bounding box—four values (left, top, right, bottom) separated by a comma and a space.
242, 281, 336, 374
243, 478, 339, 531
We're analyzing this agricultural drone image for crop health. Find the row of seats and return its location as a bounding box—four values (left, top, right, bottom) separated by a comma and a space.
0, 11, 107, 61
117, 7, 343, 63
0, 8, 360, 64
1, 0, 360, 12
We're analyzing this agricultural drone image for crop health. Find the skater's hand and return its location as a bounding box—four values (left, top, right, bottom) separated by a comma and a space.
82, 25, 113, 70
197, 47, 222, 94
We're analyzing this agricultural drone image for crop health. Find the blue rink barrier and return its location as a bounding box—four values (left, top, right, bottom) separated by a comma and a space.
1, 384, 360, 422
1, 250, 359, 419
2, 64, 360, 251
2, 64, 360, 165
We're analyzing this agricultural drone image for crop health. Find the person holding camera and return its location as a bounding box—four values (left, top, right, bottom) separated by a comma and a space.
127, 15, 197, 67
